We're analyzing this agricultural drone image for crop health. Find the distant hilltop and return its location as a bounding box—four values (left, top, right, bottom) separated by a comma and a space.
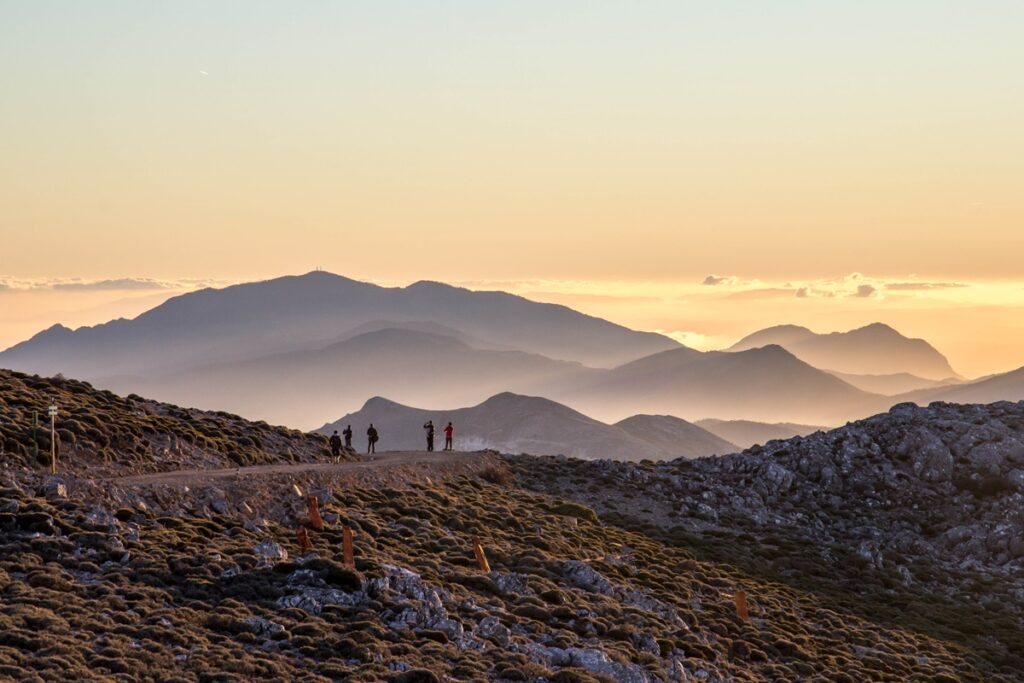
729, 323, 957, 379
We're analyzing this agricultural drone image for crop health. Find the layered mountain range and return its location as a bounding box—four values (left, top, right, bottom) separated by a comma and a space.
2, 271, 1022, 438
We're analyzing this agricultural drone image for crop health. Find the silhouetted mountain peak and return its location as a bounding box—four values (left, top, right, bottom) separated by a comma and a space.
846, 322, 900, 337
361, 396, 405, 411
35, 323, 73, 338
728, 344, 805, 364
729, 323, 955, 379
480, 392, 570, 413
404, 280, 463, 292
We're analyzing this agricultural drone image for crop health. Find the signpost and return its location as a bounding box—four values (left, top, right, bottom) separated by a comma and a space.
48, 403, 58, 474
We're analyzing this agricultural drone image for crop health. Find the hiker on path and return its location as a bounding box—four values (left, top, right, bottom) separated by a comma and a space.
423, 420, 435, 452
329, 430, 342, 460
342, 425, 353, 449
366, 424, 379, 454
443, 421, 454, 451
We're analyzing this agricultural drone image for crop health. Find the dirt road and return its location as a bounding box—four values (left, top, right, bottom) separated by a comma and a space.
108, 451, 492, 487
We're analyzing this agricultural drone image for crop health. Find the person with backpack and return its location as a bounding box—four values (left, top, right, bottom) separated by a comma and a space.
423, 420, 435, 451
342, 425, 353, 449
443, 421, 454, 451
329, 430, 342, 460
366, 424, 379, 454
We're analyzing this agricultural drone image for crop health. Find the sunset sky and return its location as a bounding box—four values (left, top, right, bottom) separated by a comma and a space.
2, 2, 1023, 377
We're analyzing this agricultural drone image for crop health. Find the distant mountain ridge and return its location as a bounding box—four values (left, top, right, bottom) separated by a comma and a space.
0, 271, 679, 378
897, 366, 1024, 406
320, 392, 737, 461
695, 418, 825, 449
826, 369, 959, 396
102, 327, 597, 428
729, 323, 957, 379
558, 343, 885, 425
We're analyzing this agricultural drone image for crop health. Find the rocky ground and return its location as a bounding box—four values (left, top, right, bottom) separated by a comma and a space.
0, 463, 1010, 682
1, 371, 1022, 681
513, 400, 1024, 679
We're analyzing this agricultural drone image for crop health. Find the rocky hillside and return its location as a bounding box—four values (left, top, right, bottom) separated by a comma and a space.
0, 369, 346, 475
0, 372, 1020, 681
515, 400, 1024, 678
0, 460, 1012, 682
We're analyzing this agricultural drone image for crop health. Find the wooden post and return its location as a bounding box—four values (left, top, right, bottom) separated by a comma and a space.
735, 589, 749, 622
307, 495, 324, 531
342, 526, 354, 568
472, 536, 490, 573
48, 404, 58, 474
297, 527, 313, 553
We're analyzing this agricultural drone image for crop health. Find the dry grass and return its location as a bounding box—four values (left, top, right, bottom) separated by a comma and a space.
0, 473, 1015, 682
0, 369, 349, 473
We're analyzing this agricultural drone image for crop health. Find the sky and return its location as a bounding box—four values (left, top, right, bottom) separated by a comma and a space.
2, 2, 1023, 376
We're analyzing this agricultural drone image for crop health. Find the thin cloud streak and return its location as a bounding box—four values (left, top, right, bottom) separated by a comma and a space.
0, 277, 229, 293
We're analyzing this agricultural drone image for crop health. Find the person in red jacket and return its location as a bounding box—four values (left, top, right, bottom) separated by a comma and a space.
443, 422, 454, 451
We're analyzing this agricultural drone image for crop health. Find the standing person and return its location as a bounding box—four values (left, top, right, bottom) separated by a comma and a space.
423, 420, 435, 452
342, 425, 353, 449
443, 421, 454, 451
329, 430, 342, 460
366, 424, 379, 454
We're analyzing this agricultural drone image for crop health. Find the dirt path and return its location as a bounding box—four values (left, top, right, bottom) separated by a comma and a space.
108, 451, 491, 487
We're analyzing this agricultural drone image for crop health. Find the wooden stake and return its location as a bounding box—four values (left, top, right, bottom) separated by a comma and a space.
48, 404, 58, 474
297, 527, 313, 553
342, 526, 355, 568
735, 589, 749, 622
472, 537, 490, 573
307, 495, 324, 531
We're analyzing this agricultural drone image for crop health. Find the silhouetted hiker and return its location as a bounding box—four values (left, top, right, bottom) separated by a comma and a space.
342, 425, 353, 449
329, 430, 342, 460
443, 422, 454, 451
423, 420, 435, 451
367, 424, 379, 454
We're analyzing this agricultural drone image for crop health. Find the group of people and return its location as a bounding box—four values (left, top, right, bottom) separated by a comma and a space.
421, 420, 455, 452
328, 420, 454, 458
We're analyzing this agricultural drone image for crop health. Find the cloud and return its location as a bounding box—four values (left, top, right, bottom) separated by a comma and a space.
794, 288, 835, 299
853, 284, 878, 298
720, 288, 796, 300
0, 276, 226, 293
521, 290, 658, 304
884, 281, 968, 291
52, 278, 176, 292
702, 274, 738, 286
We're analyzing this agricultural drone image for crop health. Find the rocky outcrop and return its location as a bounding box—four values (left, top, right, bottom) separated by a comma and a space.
535, 401, 1024, 572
